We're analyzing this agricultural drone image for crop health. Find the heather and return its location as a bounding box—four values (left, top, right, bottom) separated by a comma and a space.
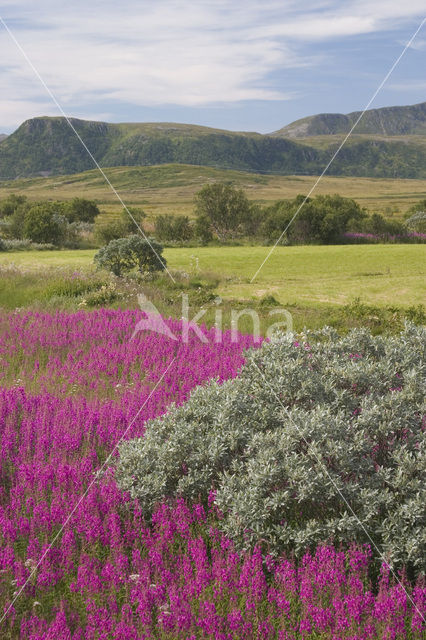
0, 310, 425, 638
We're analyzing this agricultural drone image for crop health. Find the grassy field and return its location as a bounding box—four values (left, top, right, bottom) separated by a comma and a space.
1, 164, 426, 220
1, 244, 424, 308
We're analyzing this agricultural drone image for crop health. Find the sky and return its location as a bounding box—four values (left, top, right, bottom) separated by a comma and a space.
0, 0, 425, 134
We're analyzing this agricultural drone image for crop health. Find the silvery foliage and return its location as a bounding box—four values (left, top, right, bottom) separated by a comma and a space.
116, 325, 425, 570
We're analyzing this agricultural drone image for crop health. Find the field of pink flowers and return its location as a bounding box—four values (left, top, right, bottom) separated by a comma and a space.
0, 309, 424, 639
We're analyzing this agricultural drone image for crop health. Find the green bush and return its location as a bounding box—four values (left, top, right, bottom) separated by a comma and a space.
155, 214, 193, 243
62, 198, 100, 223
262, 194, 367, 244
94, 219, 125, 245
0, 239, 56, 251
83, 282, 120, 306
116, 325, 426, 572
94, 235, 166, 276
22, 205, 67, 245
43, 278, 104, 299
0, 194, 27, 218
0, 197, 98, 247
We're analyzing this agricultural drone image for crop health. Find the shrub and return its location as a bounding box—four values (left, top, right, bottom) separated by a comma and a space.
93, 237, 134, 275
94, 218, 124, 245
116, 324, 426, 573
119, 207, 146, 235
83, 282, 120, 306
64, 221, 95, 248
94, 235, 166, 276
0, 238, 56, 251
62, 197, 100, 223
0, 237, 5, 251
3, 201, 31, 239
23, 205, 67, 245
0, 194, 27, 218
405, 211, 426, 233
43, 276, 105, 299
126, 234, 166, 273
262, 194, 367, 244
155, 214, 193, 243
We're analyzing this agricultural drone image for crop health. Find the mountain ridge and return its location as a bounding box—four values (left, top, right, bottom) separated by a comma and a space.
273, 101, 426, 138
1, 101, 425, 180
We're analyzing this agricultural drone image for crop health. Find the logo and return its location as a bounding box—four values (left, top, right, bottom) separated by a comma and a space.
131, 293, 293, 343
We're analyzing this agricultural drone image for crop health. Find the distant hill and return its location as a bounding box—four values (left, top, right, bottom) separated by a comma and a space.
0, 134, 7, 142
273, 101, 426, 138
0, 117, 321, 179
1, 101, 426, 180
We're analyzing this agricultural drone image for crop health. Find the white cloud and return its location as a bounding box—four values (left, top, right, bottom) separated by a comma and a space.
0, 99, 57, 129
386, 81, 426, 92
0, 2, 306, 121
0, 0, 424, 130
405, 38, 426, 51
0, 98, 113, 129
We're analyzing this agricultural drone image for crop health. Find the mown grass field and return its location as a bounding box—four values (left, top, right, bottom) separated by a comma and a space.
1, 164, 426, 219
1, 244, 424, 308
168, 244, 426, 308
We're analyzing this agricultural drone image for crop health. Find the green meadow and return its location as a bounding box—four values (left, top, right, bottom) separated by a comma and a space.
1, 244, 424, 309
166, 244, 426, 307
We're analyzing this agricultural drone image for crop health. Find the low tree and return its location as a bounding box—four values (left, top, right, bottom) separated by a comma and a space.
5, 203, 30, 239
194, 183, 251, 241
316, 194, 367, 243
63, 198, 100, 223
172, 215, 192, 242
22, 205, 67, 245
94, 235, 166, 276
95, 219, 125, 246
119, 207, 146, 235
262, 194, 367, 245
242, 203, 263, 238
360, 213, 406, 237
194, 215, 213, 245
0, 194, 27, 218
155, 214, 192, 243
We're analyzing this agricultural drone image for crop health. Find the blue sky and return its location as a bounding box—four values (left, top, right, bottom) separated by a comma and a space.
0, 0, 425, 134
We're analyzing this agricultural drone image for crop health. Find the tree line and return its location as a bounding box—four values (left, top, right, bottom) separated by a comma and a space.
0, 195, 100, 248
1, 186, 425, 253
155, 185, 425, 245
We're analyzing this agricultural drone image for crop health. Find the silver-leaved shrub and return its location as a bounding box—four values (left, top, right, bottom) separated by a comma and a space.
116, 325, 425, 571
